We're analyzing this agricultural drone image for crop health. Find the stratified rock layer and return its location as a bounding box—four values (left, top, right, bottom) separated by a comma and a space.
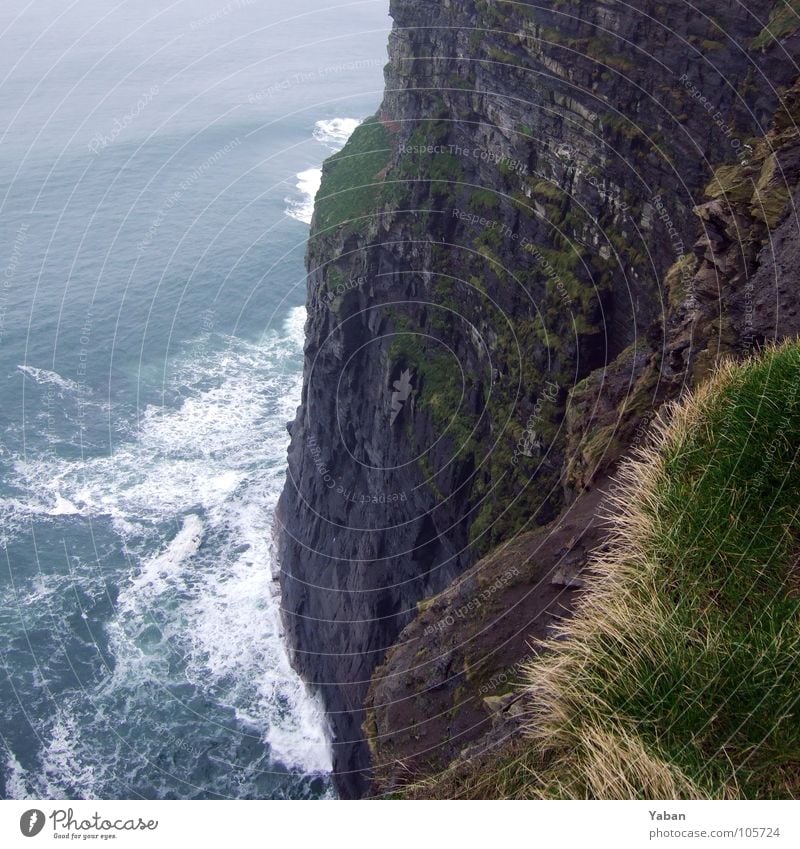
277, 0, 800, 797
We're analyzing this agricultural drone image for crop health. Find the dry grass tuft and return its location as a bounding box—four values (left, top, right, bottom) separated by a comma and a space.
401, 342, 800, 798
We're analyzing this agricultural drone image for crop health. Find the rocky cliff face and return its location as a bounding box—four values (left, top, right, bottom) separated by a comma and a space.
277, 0, 800, 797
365, 76, 800, 792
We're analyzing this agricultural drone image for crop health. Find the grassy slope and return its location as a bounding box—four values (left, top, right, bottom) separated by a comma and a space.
314, 116, 391, 233
752, 1, 800, 50
404, 342, 800, 798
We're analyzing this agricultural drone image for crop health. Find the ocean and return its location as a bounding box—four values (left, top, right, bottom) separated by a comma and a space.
0, 0, 389, 799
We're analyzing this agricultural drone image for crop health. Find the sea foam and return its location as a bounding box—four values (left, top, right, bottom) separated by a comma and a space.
3, 306, 331, 794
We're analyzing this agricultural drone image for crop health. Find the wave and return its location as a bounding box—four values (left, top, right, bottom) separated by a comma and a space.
35, 709, 102, 799
313, 117, 361, 148
119, 513, 205, 612
4, 309, 308, 534
2, 306, 332, 793
285, 168, 322, 225
17, 365, 84, 394
3, 751, 30, 800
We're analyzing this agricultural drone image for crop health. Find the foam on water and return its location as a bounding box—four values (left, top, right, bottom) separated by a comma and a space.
313, 117, 362, 147
2, 306, 332, 796
119, 514, 205, 612
51, 493, 80, 516
284, 118, 361, 224
36, 709, 102, 799
17, 365, 85, 395
2, 751, 30, 800
4, 313, 306, 532
286, 168, 323, 225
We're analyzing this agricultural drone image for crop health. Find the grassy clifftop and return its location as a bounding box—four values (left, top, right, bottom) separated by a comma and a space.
403, 341, 800, 799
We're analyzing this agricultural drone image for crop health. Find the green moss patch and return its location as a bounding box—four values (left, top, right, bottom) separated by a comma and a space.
314, 117, 391, 233
752, 0, 800, 50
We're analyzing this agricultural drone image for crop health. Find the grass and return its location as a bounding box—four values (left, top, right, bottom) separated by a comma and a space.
400, 342, 800, 798
314, 116, 391, 233
752, 1, 800, 50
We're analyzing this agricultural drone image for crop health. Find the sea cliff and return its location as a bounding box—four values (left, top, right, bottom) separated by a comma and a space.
277, 0, 800, 797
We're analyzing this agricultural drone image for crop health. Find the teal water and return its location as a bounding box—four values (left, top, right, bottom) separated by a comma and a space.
0, 0, 389, 799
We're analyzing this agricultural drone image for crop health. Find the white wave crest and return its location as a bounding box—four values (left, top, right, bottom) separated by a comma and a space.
285, 168, 322, 225
36, 709, 101, 798
313, 117, 361, 147
3, 751, 31, 799
6, 308, 330, 782
17, 365, 84, 394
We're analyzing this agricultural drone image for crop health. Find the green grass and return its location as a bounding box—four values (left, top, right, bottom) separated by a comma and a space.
401, 342, 800, 798
467, 188, 501, 212
752, 1, 800, 50
556, 342, 800, 798
541, 342, 800, 798
314, 117, 391, 233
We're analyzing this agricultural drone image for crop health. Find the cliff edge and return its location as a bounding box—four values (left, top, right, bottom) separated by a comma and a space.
277, 0, 800, 797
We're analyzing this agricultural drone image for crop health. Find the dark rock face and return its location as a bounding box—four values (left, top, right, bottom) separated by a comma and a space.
277, 0, 799, 797
364, 478, 615, 793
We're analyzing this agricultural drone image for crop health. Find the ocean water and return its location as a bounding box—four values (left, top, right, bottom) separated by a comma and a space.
0, 0, 389, 799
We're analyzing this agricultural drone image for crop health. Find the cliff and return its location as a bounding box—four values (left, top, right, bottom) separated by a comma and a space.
277, 0, 800, 797
379, 339, 800, 799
